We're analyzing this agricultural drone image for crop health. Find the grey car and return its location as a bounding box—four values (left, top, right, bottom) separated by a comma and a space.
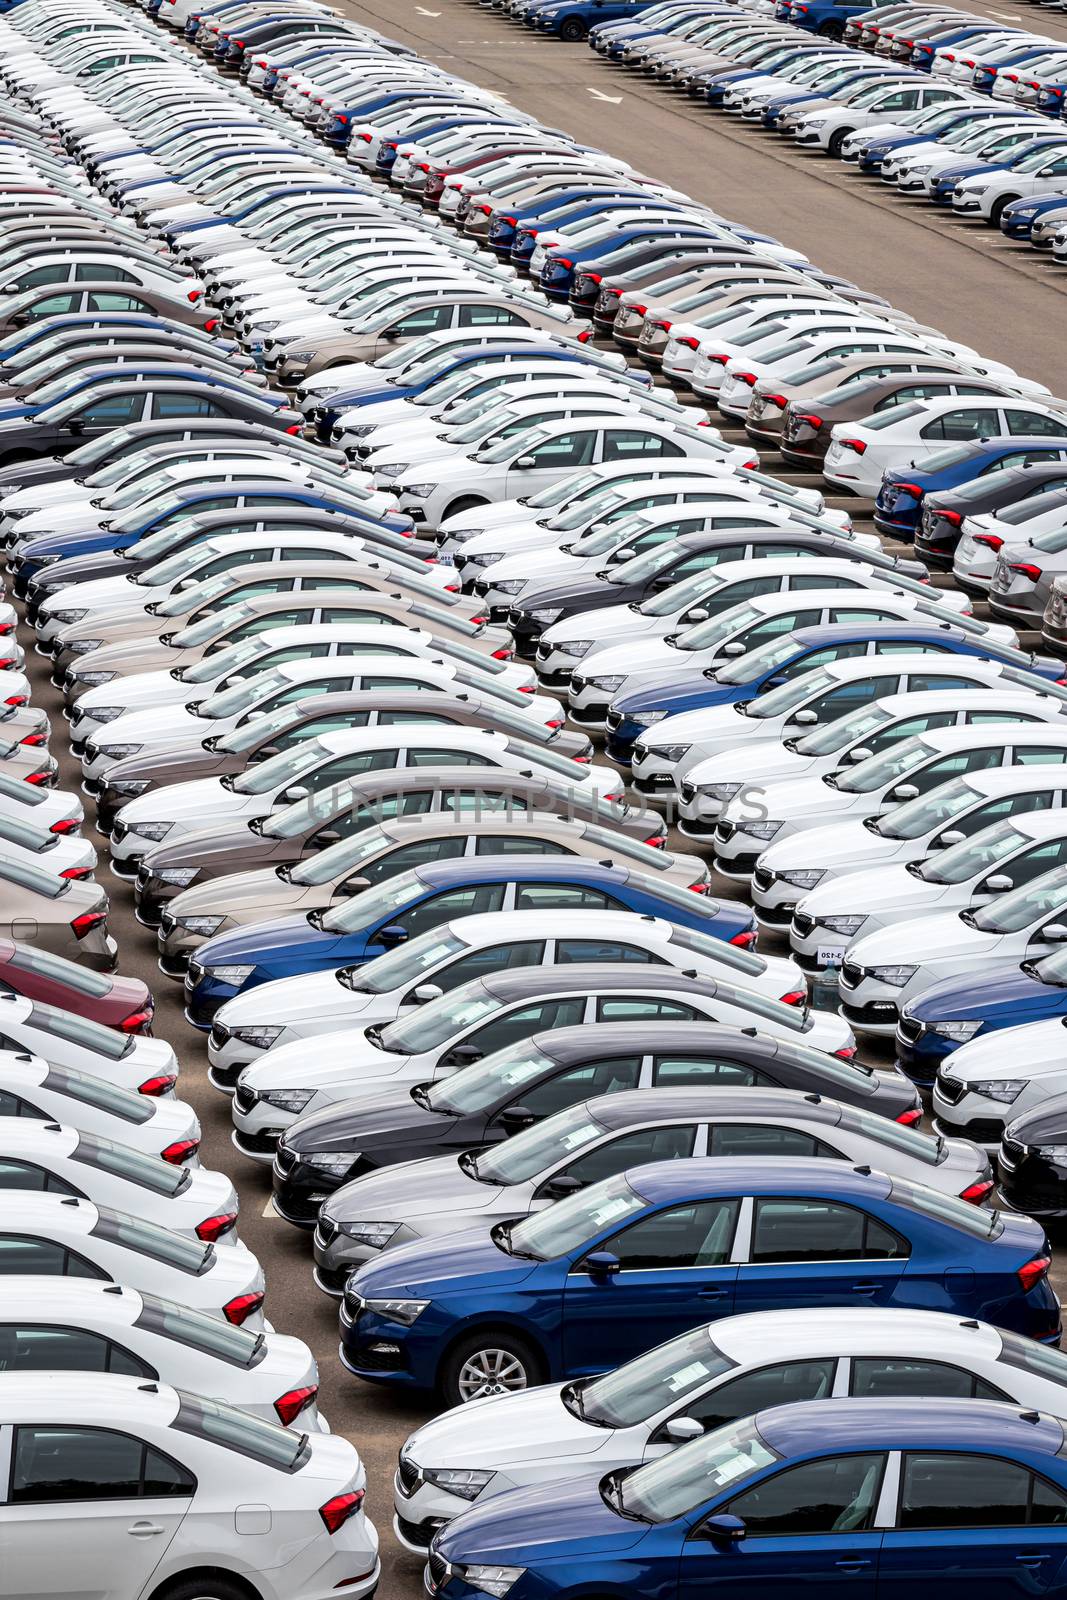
989, 495, 1067, 628
0, 856, 115, 970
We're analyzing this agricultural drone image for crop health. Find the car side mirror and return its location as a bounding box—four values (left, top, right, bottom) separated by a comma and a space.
382, 328, 399, 341
336, 875, 369, 896
847, 745, 873, 763
721, 641, 746, 657
700, 1514, 746, 1547
889, 783, 919, 802
314, 829, 341, 847
65, 419, 85, 434
983, 874, 1013, 893
665, 1416, 704, 1444
499, 1104, 536, 1134
608, 547, 636, 564
1044, 923, 1067, 943
514, 455, 537, 469
378, 922, 409, 947
583, 1250, 620, 1280
793, 708, 818, 726
413, 982, 443, 1004
544, 1173, 583, 1200
448, 1043, 483, 1065
682, 608, 710, 624
176, 577, 196, 591
278, 785, 310, 804
938, 830, 965, 847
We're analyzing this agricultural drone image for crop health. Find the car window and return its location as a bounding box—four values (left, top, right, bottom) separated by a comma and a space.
596, 998, 701, 1023
405, 747, 485, 769
724, 1453, 885, 1536
1005, 411, 1067, 438
668, 1359, 836, 1438
920, 407, 1000, 441
11, 1426, 194, 1502
555, 939, 660, 963
0, 1089, 40, 1116
899, 1454, 1067, 1528
0, 1235, 103, 1277
422, 940, 547, 994
0, 1324, 152, 1378
851, 1358, 1007, 1401
359, 837, 468, 883
458, 304, 525, 326
0, 1159, 77, 1196
750, 1199, 906, 1262
465, 997, 586, 1058
526, 431, 597, 469
651, 1054, 768, 1088
514, 884, 619, 911
80, 394, 143, 426
552, 1125, 697, 1189
710, 1124, 840, 1158
600, 1198, 739, 1271
394, 883, 507, 938
515, 1057, 643, 1119
602, 429, 683, 461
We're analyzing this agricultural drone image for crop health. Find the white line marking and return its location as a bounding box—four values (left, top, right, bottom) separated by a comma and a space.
414, 6, 442, 13
587, 87, 623, 102
262, 1197, 279, 1218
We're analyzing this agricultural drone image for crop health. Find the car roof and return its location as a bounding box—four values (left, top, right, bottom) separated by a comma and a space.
480, 965, 724, 1002
0, 1192, 96, 1234
412, 858, 636, 890
0, 1276, 143, 1327
583, 1084, 842, 1129
756, 1396, 1064, 1458
447, 909, 675, 945
628, 1155, 893, 1206
531, 1021, 778, 1064
711, 1307, 1005, 1365
0, 1371, 180, 1426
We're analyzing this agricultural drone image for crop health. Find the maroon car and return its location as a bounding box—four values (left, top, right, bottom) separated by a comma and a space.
0, 939, 154, 1037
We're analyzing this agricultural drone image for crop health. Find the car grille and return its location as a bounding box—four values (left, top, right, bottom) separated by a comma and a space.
428, 1553, 449, 1592
839, 961, 863, 991
938, 1075, 965, 1106
343, 1287, 364, 1321
398, 1514, 442, 1550
715, 820, 735, 843
209, 1023, 229, 1051
233, 1128, 278, 1155
274, 1143, 297, 1174
233, 1084, 257, 1115
898, 1016, 923, 1044
752, 866, 774, 891
110, 819, 128, 842
397, 1456, 421, 1498
792, 911, 815, 938
316, 1215, 338, 1248
1000, 1137, 1027, 1167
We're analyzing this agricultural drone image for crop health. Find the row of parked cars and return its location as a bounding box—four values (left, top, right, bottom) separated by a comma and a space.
6, 0, 1067, 1591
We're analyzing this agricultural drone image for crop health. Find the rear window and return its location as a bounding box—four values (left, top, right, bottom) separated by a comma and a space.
91, 1207, 212, 1274
42, 1066, 152, 1126
4, 947, 111, 997
135, 1293, 263, 1368
72, 1133, 187, 1197
27, 1002, 132, 1061
889, 1177, 1003, 1239
846, 1107, 946, 1166
998, 1330, 1067, 1388
170, 1393, 310, 1471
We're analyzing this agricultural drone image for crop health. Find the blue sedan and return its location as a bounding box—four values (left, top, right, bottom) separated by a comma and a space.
604, 622, 1066, 764
430, 1398, 1067, 1600
184, 856, 754, 1025
340, 1158, 1060, 1402
875, 436, 1067, 537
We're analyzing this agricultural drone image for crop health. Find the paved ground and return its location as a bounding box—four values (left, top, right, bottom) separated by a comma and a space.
23, 3, 1067, 1592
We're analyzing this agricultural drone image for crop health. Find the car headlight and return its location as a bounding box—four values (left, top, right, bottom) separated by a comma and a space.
374, 464, 404, 480
820, 914, 866, 937
305, 1148, 362, 1174
490, 579, 525, 596
645, 743, 691, 763
586, 675, 625, 692
422, 1467, 495, 1501
132, 822, 173, 842
338, 1219, 399, 1248
96, 744, 142, 761
83, 708, 124, 724
364, 1296, 428, 1325
458, 1565, 525, 1598
444, 527, 483, 544
780, 868, 825, 890
630, 710, 667, 727
1038, 1145, 1067, 1164
110, 780, 150, 797
176, 915, 225, 936
285, 348, 315, 360
206, 963, 255, 986
929, 1020, 982, 1043
738, 820, 781, 841
702, 781, 742, 801
528, 608, 563, 625
401, 483, 437, 497
1013, 204, 1041, 218
869, 964, 917, 987
312, 386, 339, 400
553, 638, 592, 657
908, 161, 934, 174
67, 639, 103, 654
155, 867, 199, 887
51, 609, 87, 623
73, 671, 117, 686
463, 552, 501, 568
261, 1087, 314, 1112
968, 1078, 1025, 1104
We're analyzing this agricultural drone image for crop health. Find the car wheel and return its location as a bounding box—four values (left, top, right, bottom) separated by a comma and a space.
828, 128, 850, 157
441, 1331, 544, 1406
442, 495, 488, 520
818, 20, 843, 37
990, 195, 1016, 226
155, 1578, 251, 1600
559, 17, 588, 40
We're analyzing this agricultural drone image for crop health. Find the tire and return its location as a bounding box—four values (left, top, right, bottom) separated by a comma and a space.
828, 128, 849, 158
440, 1330, 544, 1406
818, 20, 843, 37
989, 195, 1016, 227
156, 1578, 252, 1600
441, 495, 488, 521
559, 17, 588, 40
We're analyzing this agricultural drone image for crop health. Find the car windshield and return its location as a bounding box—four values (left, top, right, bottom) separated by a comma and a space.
182, 634, 271, 685
579, 1325, 736, 1428
571, 512, 655, 558
4, 945, 112, 995
969, 864, 1067, 934
199, 668, 291, 719
154, 570, 239, 618
135, 1292, 262, 1367
675, 601, 763, 654
711, 634, 800, 686
291, 824, 394, 886
474, 1102, 609, 1184
231, 739, 326, 797
794, 702, 894, 756
524, 467, 604, 509
42, 1064, 152, 1124
873, 778, 983, 841
320, 868, 425, 936
72, 1132, 187, 1198
737, 667, 833, 720
25, 998, 133, 1059
610, 541, 689, 585
427, 1042, 554, 1114
215, 700, 306, 754
546, 486, 632, 533
834, 734, 931, 795
917, 821, 1030, 885
381, 985, 504, 1054
505, 1172, 647, 1262
131, 544, 215, 589
342, 929, 466, 994
918, 442, 991, 474
621, 1419, 778, 1523
889, 1175, 1003, 1238
476, 427, 551, 465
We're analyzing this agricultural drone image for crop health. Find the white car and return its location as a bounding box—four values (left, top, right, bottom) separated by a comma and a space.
207, 906, 809, 1080
0, 1373, 378, 1600
751, 765, 1067, 932
713, 721, 1067, 881
680, 687, 1067, 836
0, 769, 83, 835
390, 1306, 1067, 1547
0, 1277, 329, 1429
0, 1193, 267, 1327
230, 968, 852, 1157
791, 809, 1067, 986
108, 725, 619, 872
823, 395, 1067, 496
629, 654, 1053, 799
952, 489, 1067, 596
953, 142, 1067, 221
0, 1119, 241, 1242
840, 861, 1067, 1034
0, 1041, 193, 1156
792, 81, 971, 153
932, 1016, 1067, 1145
0, 805, 95, 879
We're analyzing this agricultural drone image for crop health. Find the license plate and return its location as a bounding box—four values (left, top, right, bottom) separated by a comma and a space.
825, 443, 843, 464
817, 944, 847, 967
436, 552, 454, 566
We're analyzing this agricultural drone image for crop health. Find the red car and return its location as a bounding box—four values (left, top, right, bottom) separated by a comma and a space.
0, 939, 153, 1035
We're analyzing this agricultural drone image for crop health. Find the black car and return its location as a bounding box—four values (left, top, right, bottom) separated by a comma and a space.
917, 464, 1067, 568
276, 1019, 921, 1244
0, 330, 254, 389
507, 526, 926, 656
999, 1091, 1067, 1221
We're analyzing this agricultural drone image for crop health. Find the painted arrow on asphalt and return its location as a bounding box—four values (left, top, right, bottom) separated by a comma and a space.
587, 87, 623, 102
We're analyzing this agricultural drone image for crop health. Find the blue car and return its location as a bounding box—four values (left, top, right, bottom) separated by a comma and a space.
431, 1398, 1067, 1599
896, 945, 1067, 1087
493, 188, 675, 259
604, 622, 1066, 765
782, 0, 880, 38
909, 22, 1019, 70
1001, 191, 1067, 239
527, 0, 657, 41
929, 135, 1067, 207
875, 436, 1067, 537
853, 104, 1023, 172
340, 1158, 1060, 1401
184, 857, 754, 1025
539, 221, 718, 299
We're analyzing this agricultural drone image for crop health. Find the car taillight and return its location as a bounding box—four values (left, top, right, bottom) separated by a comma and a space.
1004, 72, 1018, 82
630, 303, 647, 315
677, 335, 701, 350
4, 694, 27, 706
1028, 79, 1041, 88
336, 114, 349, 124
187, 289, 201, 303
973, 533, 1003, 550
60, 867, 92, 880
71, 911, 106, 940
546, 719, 564, 729
1019, 1255, 1051, 1293
896, 1107, 922, 1126
730, 930, 757, 949
24, 770, 51, 785
139, 1074, 176, 1097
554, 257, 574, 269
0, 622, 13, 635
936, 509, 962, 527
584, 272, 602, 284
224, 1291, 264, 1325
204, 318, 218, 331
196, 1211, 238, 1242
689, 881, 712, 893
517, 684, 535, 694
121, 1009, 153, 1034
780, 989, 806, 1006
763, 393, 789, 408
19, 732, 46, 746
162, 1138, 200, 1165
491, 648, 512, 660
840, 437, 867, 455
742, 459, 759, 470
835, 1046, 859, 1060
319, 1490, 364, 1534
645, 834, 667, 848
959, 1178, 994, 1204
50, 819, 78, 834
573, 754, 591, 764
275, 1383, 318, 1425
1009, 563, 1042, 582
285, 424, 302, 435
794, 411, 823, 428
733, 371, 758, 386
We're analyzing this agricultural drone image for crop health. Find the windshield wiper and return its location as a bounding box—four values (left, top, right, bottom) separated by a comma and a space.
364, 1024, 386, 1050
458, 1149, 486, 1182
492, 1219, 539, 1260
602, 1470, 649, 1521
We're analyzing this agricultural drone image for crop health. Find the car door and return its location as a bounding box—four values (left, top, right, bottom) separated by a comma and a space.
0, 1422, 194, 1599
373, 882, 508, 954
503, 429, 599, 494
733, 1195, 910, 1314
680, 1451, 887, 1598
483, 1054, 645, 1144
648, 1355, 839, 1450
562, 1196, 740, 1373
878, 1451, 1067, 1597
435, 994, 587, 1072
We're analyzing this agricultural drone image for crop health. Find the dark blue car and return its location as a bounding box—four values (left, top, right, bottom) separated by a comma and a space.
1001, 192, 1067, 239
896, 946, 1067, 1086
184, 856, 754, 1025
340, 1158, 1060, 1401
528, 0, 657, 42
431, 1398, 1067, 1600
875, 436, 1067, 537
604, 622, 1066, 765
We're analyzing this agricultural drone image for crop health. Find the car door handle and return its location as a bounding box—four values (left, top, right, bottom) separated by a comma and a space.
1017, 1554, 1048, 1568
697, 1288, 729, 1300
128, 1523, 164, 1538
835, 1559, 872, 1573
851, 1282, 882, 1295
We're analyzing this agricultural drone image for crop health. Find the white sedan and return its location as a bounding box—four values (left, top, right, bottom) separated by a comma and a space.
0, 1044, 193, 1158
932, 1016, 1067, 1145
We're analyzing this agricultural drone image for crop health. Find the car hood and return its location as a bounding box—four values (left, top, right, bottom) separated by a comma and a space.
687, 741, 813, 789
197, 911, 342, 970
118, 776, 246, 826
434, 1475, 651, 1565
350, 1224, 540, 1299
759, 818, 905, 874
946, 1019, 1067, 1083
799, 863, 949, 918
581, 637, 682, 677
614, 672, 735, 719
722, 771, 864, 827
643, 703, 754, 744
217, 967, 374, 1029
77, 668, 199, 715
168, 869, 304, 920
242, 1023, 405, 1091
89, 702, 208, 745
326, 1151, 502, 1219
294, 1088, 463, 1160
529, 582, 640, 623
850, 909, 1002, 967
404, 1385, 609, 1472
104, 745, 224, 787
907, 964, 1050, 1024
